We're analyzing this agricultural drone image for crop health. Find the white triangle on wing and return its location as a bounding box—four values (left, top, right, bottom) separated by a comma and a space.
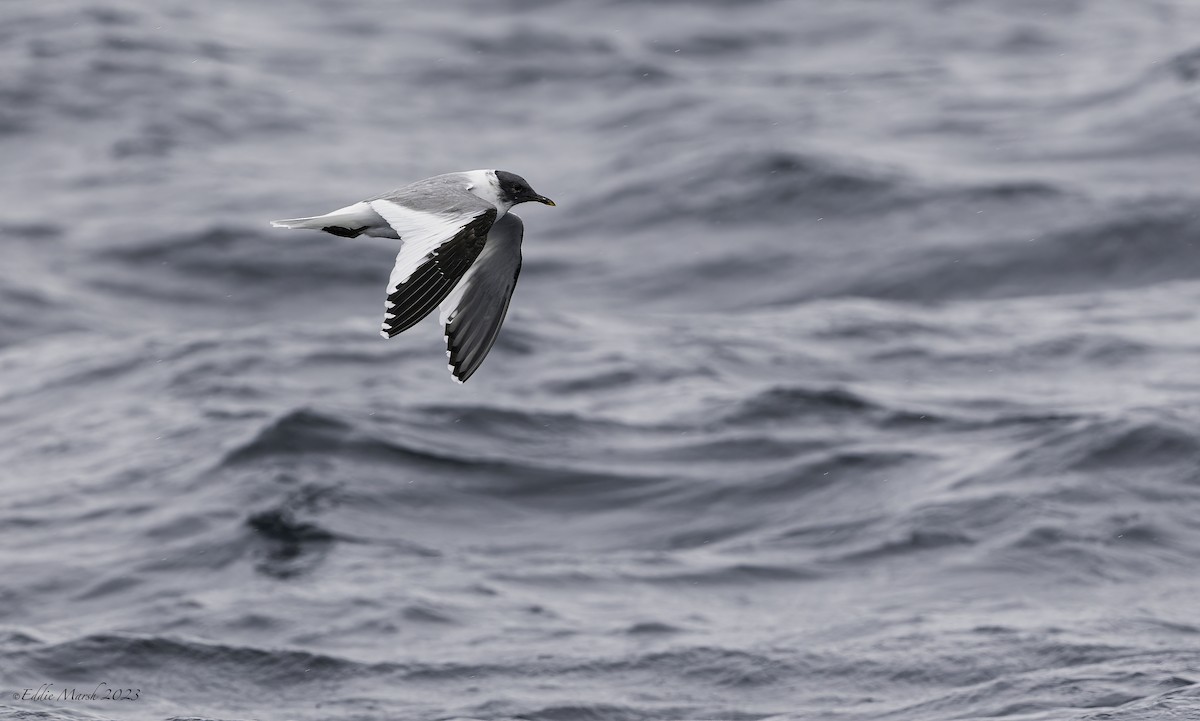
369, 199, 476, 290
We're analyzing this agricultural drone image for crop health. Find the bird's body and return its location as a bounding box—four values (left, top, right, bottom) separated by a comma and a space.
271, 169, 554, 383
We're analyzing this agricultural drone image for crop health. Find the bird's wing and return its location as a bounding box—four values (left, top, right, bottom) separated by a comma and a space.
438, 213, 524, 383
368, 185, 498, 338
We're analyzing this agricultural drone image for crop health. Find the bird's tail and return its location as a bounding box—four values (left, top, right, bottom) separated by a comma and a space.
270, 215, 330, 230
270, 201, 376, 237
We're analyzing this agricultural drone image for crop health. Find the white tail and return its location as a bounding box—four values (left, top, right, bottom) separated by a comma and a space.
269, 201, 381, 233
270, 215, 328, 230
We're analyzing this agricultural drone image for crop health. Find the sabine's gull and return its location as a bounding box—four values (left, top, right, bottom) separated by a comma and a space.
271, 170, 555, 383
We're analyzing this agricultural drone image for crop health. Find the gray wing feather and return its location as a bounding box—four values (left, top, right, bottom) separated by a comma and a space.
368, 172, 491, 215
438, 213, 524, 383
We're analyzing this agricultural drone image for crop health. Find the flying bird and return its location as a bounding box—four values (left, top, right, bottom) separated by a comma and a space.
270, 170, 555, 383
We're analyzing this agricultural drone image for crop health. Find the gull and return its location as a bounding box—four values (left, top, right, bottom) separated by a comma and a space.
270, 170, 555, 383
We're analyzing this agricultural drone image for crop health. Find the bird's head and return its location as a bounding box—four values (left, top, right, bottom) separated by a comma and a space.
495, 170, 555, 207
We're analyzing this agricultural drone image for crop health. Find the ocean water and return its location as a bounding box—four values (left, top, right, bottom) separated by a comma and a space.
3, 1, 1200, 719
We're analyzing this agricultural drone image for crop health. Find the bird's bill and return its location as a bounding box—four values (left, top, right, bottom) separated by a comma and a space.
534, 195, 556, 206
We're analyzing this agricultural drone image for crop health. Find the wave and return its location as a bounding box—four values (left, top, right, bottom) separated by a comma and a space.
100, 226, 388, 291
717, 384, 947, 429
998, 411, 1200, 477
629, 561, 822, 586
581, 149, 910, 231
424, 24, 668, 91
0, 5, 309, 151
1170, 45, 1200, 83
214, 406, 679, 514
9, 633, 381, 683
827, 200, 1200, 302
0, 283, 63, 348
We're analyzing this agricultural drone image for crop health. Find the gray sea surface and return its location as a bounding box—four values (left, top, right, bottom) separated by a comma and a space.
3, 1, 1200, 720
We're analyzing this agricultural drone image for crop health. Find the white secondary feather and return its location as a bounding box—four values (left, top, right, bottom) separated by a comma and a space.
368, 199, 479, 289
